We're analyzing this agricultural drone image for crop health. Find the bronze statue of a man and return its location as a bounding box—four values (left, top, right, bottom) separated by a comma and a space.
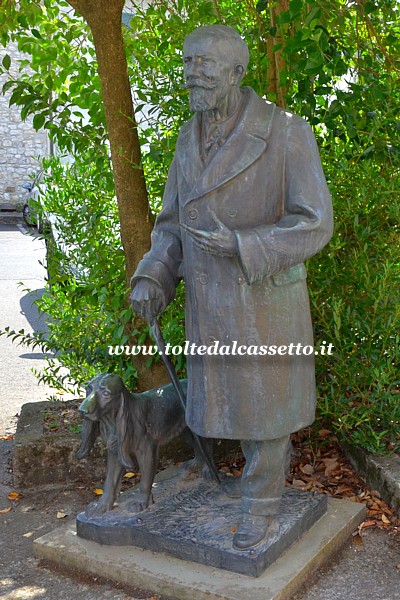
131, 25, 333, 549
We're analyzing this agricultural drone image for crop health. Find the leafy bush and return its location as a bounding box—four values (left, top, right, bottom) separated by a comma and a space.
309, 156, 399, 453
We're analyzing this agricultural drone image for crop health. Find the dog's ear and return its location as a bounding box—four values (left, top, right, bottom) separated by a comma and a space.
76, 418, 100, 459
115, 388, 134, 469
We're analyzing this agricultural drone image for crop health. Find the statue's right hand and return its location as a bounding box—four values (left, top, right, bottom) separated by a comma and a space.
130, 279, 165, 322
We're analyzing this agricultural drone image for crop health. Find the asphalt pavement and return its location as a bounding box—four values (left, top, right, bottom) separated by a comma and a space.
0, 218, 399, 600
0, 218, 73, 436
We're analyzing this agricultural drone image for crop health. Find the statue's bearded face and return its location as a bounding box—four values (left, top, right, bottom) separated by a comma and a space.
183, 36, 236, 113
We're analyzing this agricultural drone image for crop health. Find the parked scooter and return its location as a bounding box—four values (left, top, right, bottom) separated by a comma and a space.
22, 172, 43, 232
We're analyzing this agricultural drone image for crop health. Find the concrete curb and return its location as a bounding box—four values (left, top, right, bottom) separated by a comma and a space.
13, 401, 107, 487
33, 498, 366, 600
343, 444, 400, 516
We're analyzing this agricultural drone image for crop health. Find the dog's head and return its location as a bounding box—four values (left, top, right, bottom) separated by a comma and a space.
77, 373, 134, 469
79, 373, 124, 421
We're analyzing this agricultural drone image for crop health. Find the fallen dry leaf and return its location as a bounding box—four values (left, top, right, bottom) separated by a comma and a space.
300, 464, 314, 475
7, 492, 23, 502
360, 520, 377, 529
370, 489, 381, 499
92, 488, 103, 496
324, 460, 339, 477
292, 478, 307, 488
381, 514, 391, 525
322, 457, 339, 464
0, 435, 13, 440
352, 533, 363, 545
335, 485, 354, 495
219, 466, 231, 474
318, 429, 332, 438
56, 511, 68, 519
0, 507, 12, 514
123, 472, 135, 479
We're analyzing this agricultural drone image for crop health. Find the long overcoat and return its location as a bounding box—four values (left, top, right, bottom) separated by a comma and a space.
133, 87, 333, 440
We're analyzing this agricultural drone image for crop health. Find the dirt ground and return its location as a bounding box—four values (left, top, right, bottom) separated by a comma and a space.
0, 438, 174, 600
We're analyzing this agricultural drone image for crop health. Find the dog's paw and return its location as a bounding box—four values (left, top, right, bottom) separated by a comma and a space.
84, 500, 112, 518
177, 458, 201, 479
178, 459, 216, 481
200, 464, 217, 481
126, 492, 153, 513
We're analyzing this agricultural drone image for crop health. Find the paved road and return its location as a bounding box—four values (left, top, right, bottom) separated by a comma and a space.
0, 218, 71, 435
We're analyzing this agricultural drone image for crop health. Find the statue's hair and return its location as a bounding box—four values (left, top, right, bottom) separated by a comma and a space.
185, 25, 249, 76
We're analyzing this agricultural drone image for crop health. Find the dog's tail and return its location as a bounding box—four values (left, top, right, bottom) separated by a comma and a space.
76, 418, 100, 459
115, 386, 135, 469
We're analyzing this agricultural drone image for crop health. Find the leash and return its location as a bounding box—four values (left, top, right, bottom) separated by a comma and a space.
149, 318, 221, 484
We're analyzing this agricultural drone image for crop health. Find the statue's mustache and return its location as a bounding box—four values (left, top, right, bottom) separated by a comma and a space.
183, 78, 219, 90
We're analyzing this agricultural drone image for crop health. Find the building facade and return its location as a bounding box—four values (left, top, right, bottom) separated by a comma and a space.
0, 42, 49, 210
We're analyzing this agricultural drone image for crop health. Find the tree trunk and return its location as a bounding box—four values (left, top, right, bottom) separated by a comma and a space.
66, 0, 168, 390
267, 0, 288, 108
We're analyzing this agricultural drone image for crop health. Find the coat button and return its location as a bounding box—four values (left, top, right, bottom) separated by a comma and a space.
188, 208, 198, 220
199, 273, 209, 285
227, 209, 238, 218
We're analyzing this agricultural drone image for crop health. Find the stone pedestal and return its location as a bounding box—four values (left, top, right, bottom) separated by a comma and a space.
76, 468, 327, 577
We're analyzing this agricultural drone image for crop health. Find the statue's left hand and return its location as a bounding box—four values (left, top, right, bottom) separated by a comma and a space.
182, 210, 237, 257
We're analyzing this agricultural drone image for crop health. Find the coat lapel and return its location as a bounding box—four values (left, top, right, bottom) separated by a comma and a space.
176, 88, 276, 204
176, 112, 204, 190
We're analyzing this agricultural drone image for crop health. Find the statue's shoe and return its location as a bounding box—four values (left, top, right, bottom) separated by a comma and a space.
222, 476, 242, 498
233, 514, 272, 549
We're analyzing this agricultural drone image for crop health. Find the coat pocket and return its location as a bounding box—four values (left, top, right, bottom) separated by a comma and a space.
271, 263, 307, 286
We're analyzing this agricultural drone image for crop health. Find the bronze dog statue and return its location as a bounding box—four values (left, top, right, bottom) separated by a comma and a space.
77, 373, 212, 516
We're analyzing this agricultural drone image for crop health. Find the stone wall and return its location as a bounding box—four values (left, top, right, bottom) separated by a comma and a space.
0, 42, 49, 210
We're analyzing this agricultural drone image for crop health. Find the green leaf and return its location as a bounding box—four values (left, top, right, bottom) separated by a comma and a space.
2, 80, 15, 94
364, 1, 378, 14
17, 15, 28, 28
45, 74, 53, 89
33, 112, 46, 131
304, 53, 324, 74
256, 0, 268, 12
2, 54, 11, 70
278, 11, 292, 25
305, 6, 321, 27
289, 0, 302, 17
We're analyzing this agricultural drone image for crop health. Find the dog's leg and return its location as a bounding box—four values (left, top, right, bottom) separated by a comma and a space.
85, 450, 124, 517
179, 429, 215, 480
76, 418, 100, 459
126, 439, 158, 512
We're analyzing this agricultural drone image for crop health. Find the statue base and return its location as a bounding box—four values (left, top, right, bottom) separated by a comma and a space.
76, 468, 327, 577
